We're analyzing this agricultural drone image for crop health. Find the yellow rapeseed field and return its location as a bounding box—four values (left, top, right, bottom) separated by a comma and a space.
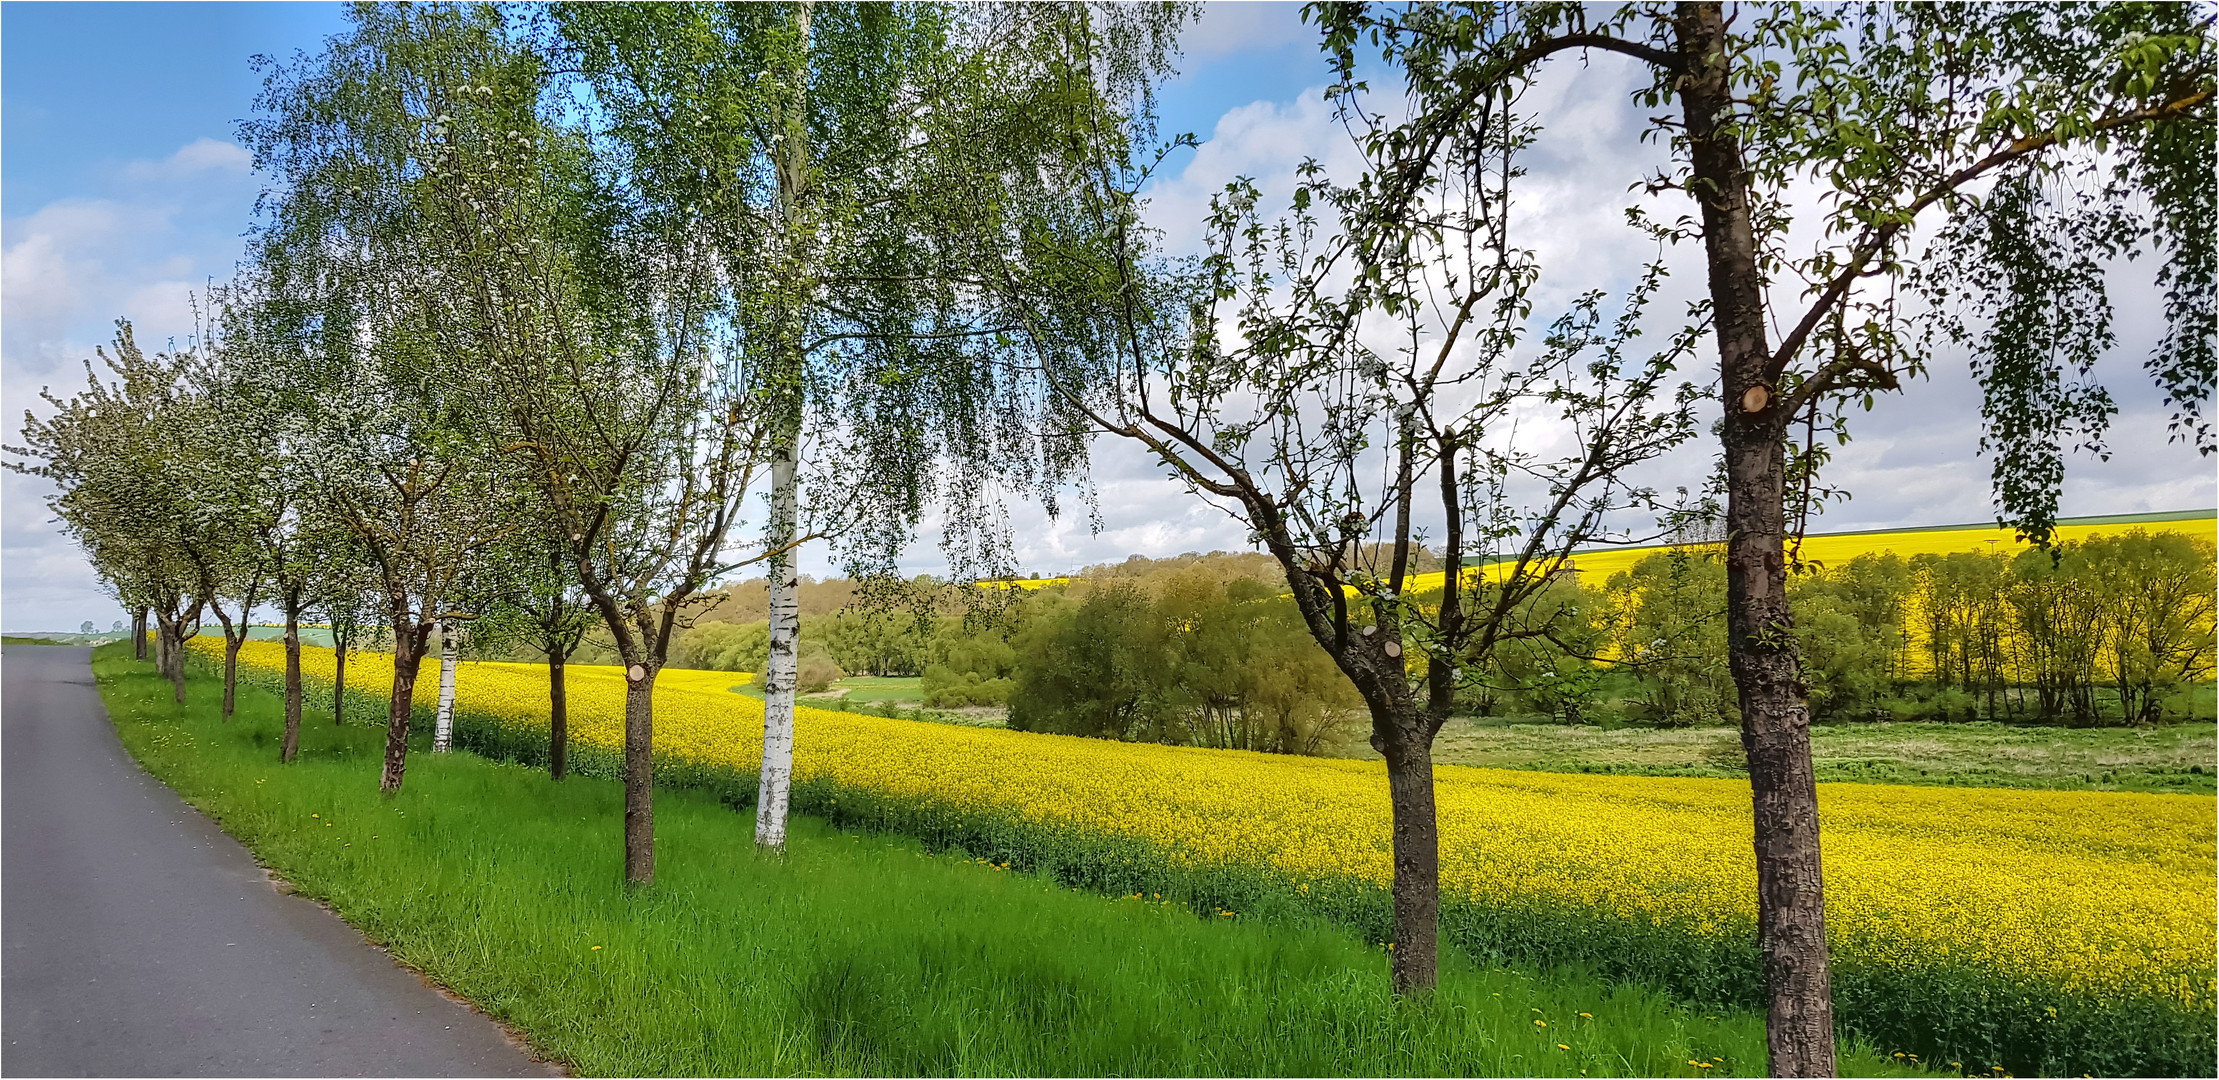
1394, 512, 2218, 594
198, 635, 2214, 1023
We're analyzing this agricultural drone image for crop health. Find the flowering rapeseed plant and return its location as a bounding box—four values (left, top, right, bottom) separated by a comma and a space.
195, 637, 2215, 1074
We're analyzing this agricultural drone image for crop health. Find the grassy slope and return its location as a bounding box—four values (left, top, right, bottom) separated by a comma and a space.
1339, 716, 2219, 795
91, 644, 1921, 1078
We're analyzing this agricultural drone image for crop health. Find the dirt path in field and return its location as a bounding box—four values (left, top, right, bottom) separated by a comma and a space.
1, 645, 559, 1077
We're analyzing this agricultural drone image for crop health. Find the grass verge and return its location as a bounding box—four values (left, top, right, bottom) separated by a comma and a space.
94, 643, 1923, 1078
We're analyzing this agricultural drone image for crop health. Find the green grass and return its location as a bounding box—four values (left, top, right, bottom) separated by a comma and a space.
1337, 715, 2219, 795
828, 675, 927, 705
93, 643, 1924, 1078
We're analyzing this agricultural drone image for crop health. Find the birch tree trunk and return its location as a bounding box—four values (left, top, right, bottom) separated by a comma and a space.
755, 440, 801, 850
433, 619, 459, 753
754, 0, 812, 853
1674, 4, 1836, 1073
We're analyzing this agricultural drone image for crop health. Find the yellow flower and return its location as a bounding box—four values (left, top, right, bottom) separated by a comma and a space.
200, 634, 2219, 1031
1557, 1044, 1571, 1051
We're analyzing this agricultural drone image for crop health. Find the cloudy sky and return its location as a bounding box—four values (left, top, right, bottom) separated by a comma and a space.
4, 2, 2211, 631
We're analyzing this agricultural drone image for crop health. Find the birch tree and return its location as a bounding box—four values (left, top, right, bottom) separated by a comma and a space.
555, 0, 1189, 850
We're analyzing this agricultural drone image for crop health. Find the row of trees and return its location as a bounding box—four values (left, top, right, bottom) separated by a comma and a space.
1478, 530, 2217, 728
12, 3, 1184, 883
13, 3, 2211, 1071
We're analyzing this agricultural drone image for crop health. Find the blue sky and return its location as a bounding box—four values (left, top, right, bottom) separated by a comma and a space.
4, 2, 2211, 631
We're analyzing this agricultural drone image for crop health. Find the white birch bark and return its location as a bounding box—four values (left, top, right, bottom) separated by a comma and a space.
755, 449, 800, 849
754, 0, 812, 852
432, 618, 458, 753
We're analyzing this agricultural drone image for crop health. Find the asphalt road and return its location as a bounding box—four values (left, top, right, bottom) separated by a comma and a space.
2, 645, 559, 1077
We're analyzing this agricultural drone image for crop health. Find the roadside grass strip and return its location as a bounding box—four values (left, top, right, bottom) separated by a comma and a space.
193, 637, 2217, 1076
100, 645, 1931, 1077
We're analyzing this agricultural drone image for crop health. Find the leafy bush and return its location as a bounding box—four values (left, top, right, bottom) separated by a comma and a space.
920, 666, 1014, 707
1006, 574, 1360, 752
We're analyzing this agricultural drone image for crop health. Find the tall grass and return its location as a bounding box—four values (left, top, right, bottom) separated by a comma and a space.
95, 644, 1922, 1077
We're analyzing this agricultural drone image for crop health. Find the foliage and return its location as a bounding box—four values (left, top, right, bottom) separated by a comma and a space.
1601, 550, 1737, 729
1008, 584, 1175, 741
1555, 530, 2218, 728
1000, 577, 1363, 753
4, 321, 242, 694
242, 2, 533, 792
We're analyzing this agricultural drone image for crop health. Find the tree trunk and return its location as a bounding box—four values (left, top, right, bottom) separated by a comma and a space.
282, 596, 303, 764
155, 615, 187, 704
753, 0, 812, 854
550, 654, 569, 781
1675, 3, 1837, 1074
133, 609, 147, 661
334, 638, 348, 725
624, 660, 657, 883
381, 623, 429, 795
222, 632, 244, 719
755, 451, 801, 850
432, 620, 459, 753
1378, 711, 1441, 994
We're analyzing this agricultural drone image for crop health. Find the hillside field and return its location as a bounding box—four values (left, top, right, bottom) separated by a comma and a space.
190, 635, 2217, 1076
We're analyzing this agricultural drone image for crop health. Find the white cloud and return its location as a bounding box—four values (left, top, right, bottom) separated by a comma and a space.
119, 137, 254, 184
1181, 1, 1311, 59
2, 138, 261, 630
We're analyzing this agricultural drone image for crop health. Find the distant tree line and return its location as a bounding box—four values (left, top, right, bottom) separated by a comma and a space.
1474, 529, 2217, 728
6, 2, 1185, 885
